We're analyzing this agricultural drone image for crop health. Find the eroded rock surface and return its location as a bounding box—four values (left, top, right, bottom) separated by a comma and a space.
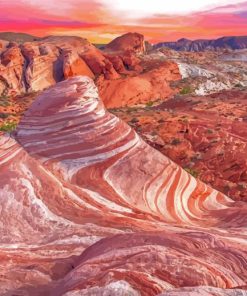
97, 60, 181, 108
112, 88, 247, 201
0, 36, 120, 95
104, 32, 146, 54
0, 34, 182, 109
0, 76, 246, 295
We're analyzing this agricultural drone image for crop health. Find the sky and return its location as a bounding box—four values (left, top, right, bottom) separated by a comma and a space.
0, 0, 247, 43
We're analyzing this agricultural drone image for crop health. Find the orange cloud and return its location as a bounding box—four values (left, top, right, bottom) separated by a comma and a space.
0, 0, 247, 43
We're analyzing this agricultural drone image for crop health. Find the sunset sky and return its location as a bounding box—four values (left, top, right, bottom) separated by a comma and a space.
0, 0, 247, 43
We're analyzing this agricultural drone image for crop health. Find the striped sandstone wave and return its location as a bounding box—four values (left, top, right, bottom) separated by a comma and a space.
0, 76, 246, 295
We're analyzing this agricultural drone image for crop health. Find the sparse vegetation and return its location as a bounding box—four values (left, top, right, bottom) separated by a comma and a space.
171, 138, 181, 145
0, 95, 10, 107
190, 153, 202, 162
180, 86, 192, 95
237, 183, 246, 191
130, 117, 139, 124
184, 167, 199, 178
146, 101, 154, 107
0, 121, 17, 132
125, 107, 138, 113
206, 129, 213, 134
0, 112, 9, 119
223, 185, 230, 194
234, 83, 242, 88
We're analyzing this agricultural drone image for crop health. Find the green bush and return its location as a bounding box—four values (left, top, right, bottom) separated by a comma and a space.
180, 86, 192, 95
0, 122, 17, 132
0, 113, 9, 119
184, 167, 199, 178
0, 94, 10, 107
171, 138, 181, 145
146, 101, 154, 107
206, 129, 213, 134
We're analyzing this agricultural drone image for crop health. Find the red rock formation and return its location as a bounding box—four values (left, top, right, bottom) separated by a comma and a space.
40, 36, 120, 80
0, 76, 246, 295
21, 41, 62, 91
0, 36, 120, 95
0, 34, 181, 109
97, 61, 181, 108
121, 49, 142, 71
117, 89, 247, 202
80, 47, 120, 80
0, 45, 25, 95
62, 49, 94, 79
105, 54, 127, 74
104, 32, 146, 54
0, 39, 9, 54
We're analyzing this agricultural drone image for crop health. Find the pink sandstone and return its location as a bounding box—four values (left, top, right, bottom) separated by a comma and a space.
0, 76, 246, 295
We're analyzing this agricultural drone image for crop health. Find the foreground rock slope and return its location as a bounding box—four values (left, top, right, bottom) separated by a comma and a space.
113, 87, 247, 201
0, 76, 246, 295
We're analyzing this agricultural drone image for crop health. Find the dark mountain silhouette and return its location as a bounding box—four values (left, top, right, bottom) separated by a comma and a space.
154, 35, 247, 51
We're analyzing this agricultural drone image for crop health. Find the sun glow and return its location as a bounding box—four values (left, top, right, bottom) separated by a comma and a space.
99, 0, 247, 16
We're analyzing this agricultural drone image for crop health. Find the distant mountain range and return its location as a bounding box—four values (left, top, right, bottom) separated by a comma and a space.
1, 32, 247, 52
0, 32, 40, 43
154, 36, 247, 51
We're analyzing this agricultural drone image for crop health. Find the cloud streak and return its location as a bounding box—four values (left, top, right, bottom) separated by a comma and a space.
99, 0, 247, 16
0, 0, 247, 43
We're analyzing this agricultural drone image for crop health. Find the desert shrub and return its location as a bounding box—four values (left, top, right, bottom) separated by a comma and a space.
237, 183, 246, 191
0, 112, 9, 119
184, 167, 199, 178
180, 86, 192, 95
146, 101, 154, 107
130, 117, 139, 124
0, 121, 17, 132
0, 96, 10, 107
223, 185, 230, 194
171, 138, 181, 145
234, 83, 242, 88
206, 129, 213, 134
0, 93, 8, 99
126, 107, 136, 113
190, 153, 202, 162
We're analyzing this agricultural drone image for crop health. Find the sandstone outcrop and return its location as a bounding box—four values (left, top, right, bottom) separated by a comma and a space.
62, 49, 95, 79
0, 34, 182, 108
97, 61, 181, 108
0, 76, 246, 295
104, 32, 146, 54
0, 44, 26, 95
0, 39, 11, 54
0, 36, 120, 96
113, 88, 247, 201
